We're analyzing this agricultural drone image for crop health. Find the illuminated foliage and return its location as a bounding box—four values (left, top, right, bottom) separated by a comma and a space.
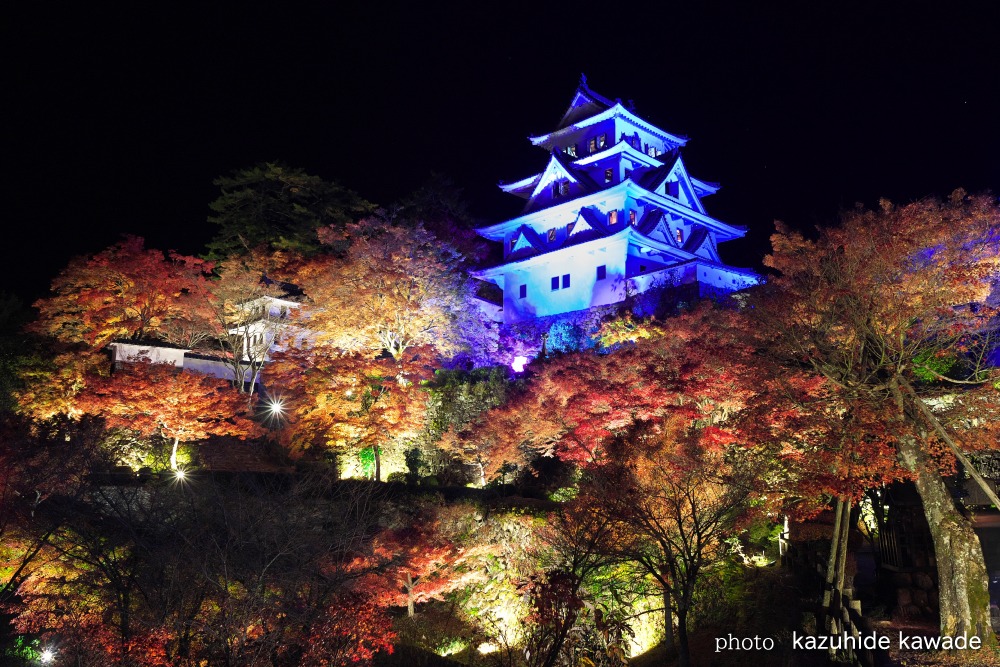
300, 216, 473, 362
452, 305, 759, 483
30, 236, 214, 350
758, 190, 1000, 644
76, 361, 260, 469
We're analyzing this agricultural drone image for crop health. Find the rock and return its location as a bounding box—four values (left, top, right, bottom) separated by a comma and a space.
914, 572, 935, 590
897, 589, 912, 607
912, 589, 928, 606
892, 573, 913, 587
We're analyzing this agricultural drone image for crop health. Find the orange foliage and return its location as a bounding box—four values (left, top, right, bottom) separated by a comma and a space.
31, 236, 214, 349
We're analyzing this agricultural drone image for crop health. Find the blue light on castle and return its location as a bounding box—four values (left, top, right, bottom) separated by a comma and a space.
473, 76, 758, 324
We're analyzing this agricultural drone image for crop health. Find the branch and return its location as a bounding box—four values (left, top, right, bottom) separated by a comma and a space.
899, 377, 1000, 509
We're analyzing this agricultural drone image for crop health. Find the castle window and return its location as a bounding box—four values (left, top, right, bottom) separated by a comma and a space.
597, 134, 607, 149
597, 265, 607, 281
562, 274, 570, 289
647, 145, 660, 157
552, 182, 560, 198
519, 284, 527, 299
629, 210, 637, 226
625, 169, 632, 180
676, 228, 683, 244
509, 237, 517, 252
639, 264, 647, 273
566, 222, 576, 235
566, 145, 577, 158
547, 228, 557, 242
588, 137, 597, 153
551, 276, 560, 291
604, 168, 613, 183
608, 210, 618, 225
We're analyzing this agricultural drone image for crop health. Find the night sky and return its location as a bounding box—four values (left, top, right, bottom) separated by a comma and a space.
6, 2, 999, 303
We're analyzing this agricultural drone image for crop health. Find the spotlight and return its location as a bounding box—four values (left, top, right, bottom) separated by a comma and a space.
174, 469, 186, 481
267, 399, 285, 415
511, 355, 529, 373
40, 648, 55, 664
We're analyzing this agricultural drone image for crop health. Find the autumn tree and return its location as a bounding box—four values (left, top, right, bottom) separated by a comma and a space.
299, 216, 474, 367
757, 191, 1000, 644
594, 425, 762, 667
205, 162, 374, 258
76, 361, 260, 469
268, 345, 432, 480
30, 236, 214, 350
451, 305, 759, 484
375, 502, 462, 617
197, 254, 300, 395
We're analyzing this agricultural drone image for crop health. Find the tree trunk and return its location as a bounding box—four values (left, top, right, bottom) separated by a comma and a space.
675, 607, 690, 667
373, 444, 381, 482
662, 588, 675, 652
405, 573, 415, 617
170, 436, 180, 470
897, 434, 995, 646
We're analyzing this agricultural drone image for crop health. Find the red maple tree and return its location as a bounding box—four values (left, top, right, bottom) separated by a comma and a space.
77, 361, 260, 469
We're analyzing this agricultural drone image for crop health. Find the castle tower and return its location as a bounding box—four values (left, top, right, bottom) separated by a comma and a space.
473, 76, 757, 323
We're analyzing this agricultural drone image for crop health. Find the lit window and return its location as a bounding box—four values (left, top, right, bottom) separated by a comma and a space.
519, 284, 527, 299
561, 181, 570, 196
597, 134, 607, 149
566, 145, 577, 158
629, 210, 637, 226
604, 168, 613, 183
562, 274, 570, 288
551, 276, 560, 291
596, 265, 607, 280
547, 228, 556, 242
608, 210, 618, 225
647, 145, 660, 157
676, 228, 683, 244
588, 137, 597, 153
566, 222, 576, 235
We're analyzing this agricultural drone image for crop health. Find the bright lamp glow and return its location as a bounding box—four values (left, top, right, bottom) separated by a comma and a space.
511, 356, 529, 373
40, 648, 55, 664
174, 469, 186, 481
267, 399, 284, 415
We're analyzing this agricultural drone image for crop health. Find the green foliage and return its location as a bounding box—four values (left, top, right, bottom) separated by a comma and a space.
911, 348, 958, 383
205, 162, 374, 258
1, 635, 40, 662
357, 446, 376, 479
423, 367, 512, 445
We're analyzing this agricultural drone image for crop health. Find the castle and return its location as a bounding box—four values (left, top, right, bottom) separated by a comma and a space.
473, 76, 757, 324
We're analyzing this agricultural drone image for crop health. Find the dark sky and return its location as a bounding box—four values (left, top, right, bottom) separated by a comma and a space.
5, 2, 999, 302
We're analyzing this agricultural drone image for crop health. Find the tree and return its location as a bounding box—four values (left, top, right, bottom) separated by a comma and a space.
452, 305, 759, 483
30, 236, 214, 350
596, 425, 761, 667
376, 503, 460, 617
205, 162, 374, 258
268, 345, 432, 480
200, 255, 298, 395
299, 216, 473, 366
76, 362, 260, 469
757, 191, 1000, 644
